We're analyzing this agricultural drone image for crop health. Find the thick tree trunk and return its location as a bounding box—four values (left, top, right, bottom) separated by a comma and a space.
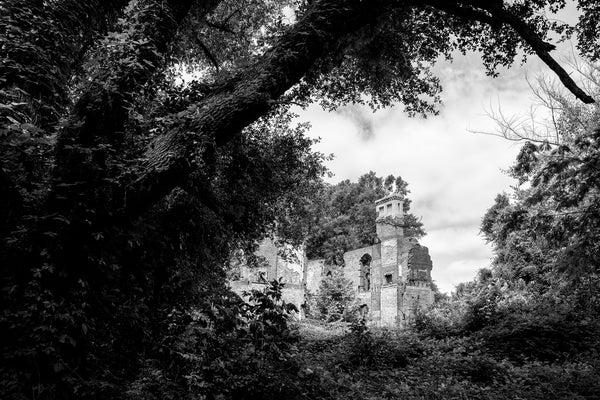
43, 0, 220, 269
0, 0, 129, 243
1, 0, 596, 397
49, 0, 219, 214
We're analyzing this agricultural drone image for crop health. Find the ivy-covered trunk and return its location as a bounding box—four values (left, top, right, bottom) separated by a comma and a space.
0, 0, 597, 398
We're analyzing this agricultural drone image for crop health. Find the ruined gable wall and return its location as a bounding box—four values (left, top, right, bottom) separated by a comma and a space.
380, 238, 401, 285
277, 252, 303, 285
398, 239, 433, 282
231, 239, 305, 314
407, 244, 433, 283
255, 240, 304, 284
398, 239, 435, 325
256, 239, 279, 280
281, 286, 304, 310
342, 246, 374, 291
400, 285, 434, 322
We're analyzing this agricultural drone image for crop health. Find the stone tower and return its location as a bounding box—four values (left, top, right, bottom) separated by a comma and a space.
375, 193, 404, 240
232, 193, 436, 327
303, 192, 435, 327
374, 193, 406, 326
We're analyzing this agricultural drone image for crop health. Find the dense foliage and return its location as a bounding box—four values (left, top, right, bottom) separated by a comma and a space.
1, 0, 599, 398
305, 172, 425, 264
404, 61, 600, 398
306, 269, 358, 322
127, 280, 313, 400
479, 62, 600, 319
294, 320, 600, 400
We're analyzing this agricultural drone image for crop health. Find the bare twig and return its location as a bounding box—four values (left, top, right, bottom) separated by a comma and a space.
205, 20, 236, 35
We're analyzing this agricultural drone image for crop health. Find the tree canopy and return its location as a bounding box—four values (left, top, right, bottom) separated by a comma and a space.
480, 62, 600, 314
415, 64, 600, 367
305, 171, 425, 264
1, 0, 599, 398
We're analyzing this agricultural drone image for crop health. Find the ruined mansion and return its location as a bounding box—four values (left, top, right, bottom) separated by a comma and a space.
230, 193, 435, 327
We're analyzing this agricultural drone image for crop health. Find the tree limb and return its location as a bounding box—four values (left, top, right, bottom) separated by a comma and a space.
205, 20, 236, 35
121, 0, 596, 219
122, 0, 393, 217
425, 2, 499, 28
493, 6, 593, 104
48, 0, 221, 217
420, 0, 593, 103
196, 37, 221, 71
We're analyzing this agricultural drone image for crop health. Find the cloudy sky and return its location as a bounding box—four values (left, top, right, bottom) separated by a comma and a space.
295, 29, 580, 293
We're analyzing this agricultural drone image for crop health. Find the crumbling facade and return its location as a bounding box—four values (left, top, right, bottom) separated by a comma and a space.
230, 193, 435, 327
229, 240, 305, 311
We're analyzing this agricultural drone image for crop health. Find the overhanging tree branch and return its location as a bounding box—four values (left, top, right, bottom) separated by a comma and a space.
493, 6, 594, 104
196, 37, 221, 71
0, 0, 129, 130
48, 0, 221, 216
425, 2, 499, 28
122, 0, 393, 216
420, 0, 594, 103
121, 0, 596, 219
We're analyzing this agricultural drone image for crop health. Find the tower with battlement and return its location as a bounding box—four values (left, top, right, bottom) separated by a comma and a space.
306, 193, 435, 327
230, 193, 435, 327
375, 193, 405, 240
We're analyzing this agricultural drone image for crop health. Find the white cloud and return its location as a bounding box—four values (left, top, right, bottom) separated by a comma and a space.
296, 34, 581, 294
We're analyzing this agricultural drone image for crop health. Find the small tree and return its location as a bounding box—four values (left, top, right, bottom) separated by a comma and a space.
313, 270, 357, 322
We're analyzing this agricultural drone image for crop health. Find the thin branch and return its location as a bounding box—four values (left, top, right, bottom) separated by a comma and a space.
427, 2, 499, 28
490, 5, 595, 104
222, 7, 242, 25
195, 37, 221, 71
423, 0, 594, 103
205, 20, 236, 35
469, 97, 562, 146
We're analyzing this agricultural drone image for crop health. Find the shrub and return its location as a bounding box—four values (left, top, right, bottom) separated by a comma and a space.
340, 320, 426, 370
126, 280, 310, 400
312, 270, 357, 322
412, 298, 467, 338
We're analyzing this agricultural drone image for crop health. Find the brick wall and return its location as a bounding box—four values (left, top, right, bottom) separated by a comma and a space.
380, 285, 399, 327
342, 246, 373, 291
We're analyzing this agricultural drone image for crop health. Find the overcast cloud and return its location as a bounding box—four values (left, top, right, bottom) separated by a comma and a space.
295, 47, 577, 293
